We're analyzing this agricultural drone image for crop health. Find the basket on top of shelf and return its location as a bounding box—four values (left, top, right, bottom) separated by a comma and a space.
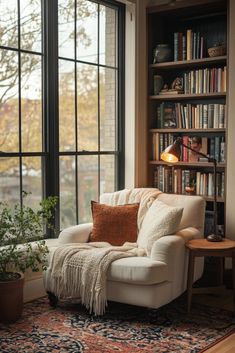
208, 45, 226, 58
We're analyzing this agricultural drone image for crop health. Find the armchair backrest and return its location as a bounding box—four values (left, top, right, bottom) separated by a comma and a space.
157, 193, 205, 235
100, 188, 205, 236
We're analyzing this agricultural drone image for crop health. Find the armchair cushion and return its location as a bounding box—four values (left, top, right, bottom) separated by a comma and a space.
90, 201, 139, 246
137, 199, 183, 255
107, 257, 168, 285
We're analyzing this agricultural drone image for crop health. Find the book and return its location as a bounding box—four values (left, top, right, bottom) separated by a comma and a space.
187, 29, 192, 60
174, 32, 179, 61
220, 138, 226, 163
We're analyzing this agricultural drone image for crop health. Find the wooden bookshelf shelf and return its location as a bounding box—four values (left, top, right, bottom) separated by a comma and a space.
149, 128, 226, 133
149, 56, 227, 70
150, 92, 226, 101
149, 161, 226, 168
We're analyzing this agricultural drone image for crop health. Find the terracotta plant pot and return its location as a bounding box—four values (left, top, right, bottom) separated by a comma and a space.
0, 272, 24, 323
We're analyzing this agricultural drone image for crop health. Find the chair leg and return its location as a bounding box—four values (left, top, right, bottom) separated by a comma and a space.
47, 291, 58, 307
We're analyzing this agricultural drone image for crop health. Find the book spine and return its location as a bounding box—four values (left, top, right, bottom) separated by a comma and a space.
209, 137, 215, 159
214, 136, 220, 162
219, 104, 225, 128
155, 133, 159, 161
223, 66, 227, 92
200, 36, 204, 59
153, 167, 158, 188
157, 106, 161, 128
182, 135, 189, 162
178, 32, 183, 61
220, 137, 226, 163
160, 102, 164, 128
182, 35, 186, 61
208, 104, 214, 128
193, 32, 196, 59
196, 172, 201, 195
196, 32, 200, 59
187, 29, 192, 60
214, 104, 219, 128
174, 32, 178, 61
203, 104, 208, 129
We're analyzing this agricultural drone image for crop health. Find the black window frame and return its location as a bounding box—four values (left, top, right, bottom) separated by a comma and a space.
43, 0, 126, 233
0, 0, 125, 234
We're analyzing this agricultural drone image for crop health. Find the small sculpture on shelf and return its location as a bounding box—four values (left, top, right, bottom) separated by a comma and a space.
171, 77, 183, 92
185, 182, 196, 195
159, 77, 183, 95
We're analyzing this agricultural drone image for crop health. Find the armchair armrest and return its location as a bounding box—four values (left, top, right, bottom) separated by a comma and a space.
58, 223, 93, 244
150, 235, 184, 262
150, 227, 200, 261
150, 227, 202, 281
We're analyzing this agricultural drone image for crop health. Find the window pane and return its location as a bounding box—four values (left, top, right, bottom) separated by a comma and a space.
59, 59, 76, 152
58, 0, 74, 59
99, 5, 117, 67
77, 64, 98, 151
0, 49, 19, 152
60, 156, 76, 229
0, 0, 18, 48
22, 157, 42, 209
100, 68, 117, 151
77, 0, 98, 63
21, 53, 42, 152
78, 155, 98, 223
100, 155, 115, 194
0, 157, 20, 206
20, 0, 42, 53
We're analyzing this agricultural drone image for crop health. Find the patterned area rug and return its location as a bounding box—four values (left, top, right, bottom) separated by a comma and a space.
0, 296, 234, 353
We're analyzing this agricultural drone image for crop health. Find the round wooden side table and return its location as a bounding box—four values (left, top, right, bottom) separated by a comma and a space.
186, 238, 235, 313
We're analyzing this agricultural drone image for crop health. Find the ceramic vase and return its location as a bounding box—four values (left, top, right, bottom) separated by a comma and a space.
153, 44, 172, 63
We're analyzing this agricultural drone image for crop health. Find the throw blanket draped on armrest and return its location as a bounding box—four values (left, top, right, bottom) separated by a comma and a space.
44, 242, 146, 316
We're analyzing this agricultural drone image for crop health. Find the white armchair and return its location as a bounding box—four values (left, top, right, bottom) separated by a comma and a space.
46, 188, 205, 310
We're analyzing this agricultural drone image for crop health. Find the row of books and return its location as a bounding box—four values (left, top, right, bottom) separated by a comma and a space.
173, 30, 204, 61
152, 133, 226, 163
156, 102, 226, 129
183, 67, 226, 94
153, 166, 225, 197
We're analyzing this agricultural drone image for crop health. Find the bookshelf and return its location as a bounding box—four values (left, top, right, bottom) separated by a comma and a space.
147, 0, 228, 236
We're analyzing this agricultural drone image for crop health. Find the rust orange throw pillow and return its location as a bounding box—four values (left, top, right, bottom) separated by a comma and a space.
90, 201, 139, 246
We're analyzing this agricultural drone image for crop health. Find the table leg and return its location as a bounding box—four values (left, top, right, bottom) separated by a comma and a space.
187, 250, 195, 313
232, 251, 235, 312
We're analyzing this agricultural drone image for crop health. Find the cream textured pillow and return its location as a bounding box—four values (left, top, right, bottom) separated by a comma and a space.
137, 199, 183, 255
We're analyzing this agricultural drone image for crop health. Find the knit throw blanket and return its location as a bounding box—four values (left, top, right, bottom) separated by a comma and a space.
44, 242, 146, 316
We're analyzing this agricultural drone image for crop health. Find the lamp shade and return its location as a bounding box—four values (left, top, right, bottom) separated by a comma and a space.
161, 138, 181, 163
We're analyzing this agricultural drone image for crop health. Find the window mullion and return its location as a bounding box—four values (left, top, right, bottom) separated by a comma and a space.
17, 0, 23, 207
44, 0, 60, 235
74, 0, 79, 224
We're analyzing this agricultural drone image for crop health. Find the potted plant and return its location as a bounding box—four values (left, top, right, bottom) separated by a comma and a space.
0, 192, 58, 323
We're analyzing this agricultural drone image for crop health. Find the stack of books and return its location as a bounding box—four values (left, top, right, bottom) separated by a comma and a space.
152, 133, 226, 163
174, 30, 204, 61
156, 102, 226, 129
183, 67, 227, 93
153, 166, 225, 197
